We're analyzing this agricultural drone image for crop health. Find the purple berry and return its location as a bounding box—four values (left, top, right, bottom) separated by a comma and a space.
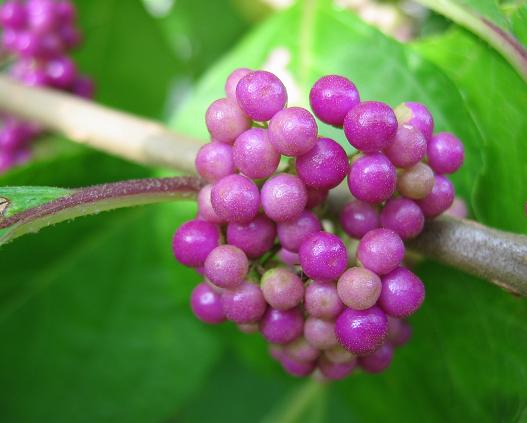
358, 343, 393, 373
1, 28, 18, 52
197, 185, 223, 224
268, 107, 318, 157
337, 267, 382, 310
0, 151, 16, 172
195, 142, 235, 182
261, 267, 304, 311
56, 0, 76, 24
261, 173, 307, 222
0, 1, 27, 29
284, 337, 321, 362
27, 0, 58, 34
278, 248, 300, 266
344, 101, 397, 153
340, 200, 380, 239
225, 67, 251, 99
211, 174, 260, 223
396, 102, 434, 142
204, 245, 248, 289
205, 98, 251, 143
232, 128, 280, 179
379, 267, 425, 318
335, 306, 388, 355
46, 56, 77, 88
226, 214, 276, 258
305, 187, 328, 209
236, 70, 287, 121
191, 282, 225, 324
71, 76, 95, 99
260, 306, 304, 344
445, 197, 468, 219
277, 209, 321, 253
296, 137, 349, 189
299, 231, 348, 282
304, 317, 338, 350
348, 153, 396, 204
380, 197, 425, 240
19, 67, 49, 86
280, 355, 316, 377
172, 219, 220, 267
397, 162, 435, 200
383, 124, 427, 168
387, 317, 412, 347
318, 355, 356, 380
221, 281, 267, 324
427, 132, 464, 174
417, 175, 455, 218
357, 228, 405, 275
304, 281, 344, 320
0, 123, 30, 153
309, 75, 360, 127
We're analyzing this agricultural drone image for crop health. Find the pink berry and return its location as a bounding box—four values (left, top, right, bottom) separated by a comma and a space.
261, 173, 307, 223
356, 228, 405, 275
205, 98, 251, 143
204, 245, 249, 289
211, 174, 260, 223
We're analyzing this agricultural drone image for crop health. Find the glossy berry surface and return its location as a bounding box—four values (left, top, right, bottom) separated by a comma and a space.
348, 153, 396, 204
172, 220, 220, 268
299, 231, 348, 282
396, 101, 434, 141
417, 175, 455, 218
226, 215, 276, 258
340, 200, 380, 239
261, 173, 307, 222
191, 283, 225, 324
233, 128, 280, 179
205, 98, 251, 143
357, 228, 405, 275
427, 132, 464, 174
380, 197, 425, 240
379, 267, 425, 318
260, 307, 304, 344
268, 107, 318, 157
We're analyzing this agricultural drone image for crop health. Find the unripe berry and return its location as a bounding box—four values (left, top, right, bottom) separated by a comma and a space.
204, 245, 249, 289
284, 337, 321, 362
397, 162, 435, 200
395, 102, 434, 142
261, 267, 304, 310
309, 75, 360, 126
304, 281, 344, 319
197, 184, 224, 224
304, 317, 338, 350
335, 306, 388, 355
236, 70, 287, 121
172, 220, 220, 268
383, 124, 427, 168
337, 267, 382, 310
324, 344, 355, 364
357, 228, 405, 275
344, 101, 397, 153
379, 267, 425, 318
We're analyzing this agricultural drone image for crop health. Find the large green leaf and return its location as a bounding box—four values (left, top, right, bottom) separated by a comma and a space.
414, 29, 527, 233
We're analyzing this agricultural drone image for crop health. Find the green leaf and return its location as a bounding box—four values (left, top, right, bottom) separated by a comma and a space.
0, 186, 72, 218
413, 29, 527, 233
171, 0, 483, 204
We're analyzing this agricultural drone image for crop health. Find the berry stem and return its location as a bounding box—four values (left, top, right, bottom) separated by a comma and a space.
0, 76, 526, 295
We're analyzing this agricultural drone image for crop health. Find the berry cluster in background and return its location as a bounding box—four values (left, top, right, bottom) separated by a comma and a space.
172, 68, 464, 380
0, 0, 94, 172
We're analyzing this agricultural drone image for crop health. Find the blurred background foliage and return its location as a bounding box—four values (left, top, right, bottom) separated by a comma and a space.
0, 0, 526, 422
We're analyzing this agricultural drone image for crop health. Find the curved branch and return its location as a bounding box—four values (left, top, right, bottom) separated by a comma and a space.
0, 76, 526, 295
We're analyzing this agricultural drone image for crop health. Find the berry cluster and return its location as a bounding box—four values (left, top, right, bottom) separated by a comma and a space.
0, 0, 93, 172
172, 69, 464, 380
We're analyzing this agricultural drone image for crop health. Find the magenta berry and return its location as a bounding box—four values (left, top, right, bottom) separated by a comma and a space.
383, 124, 427, 168
417, 175, 455, 218
278, 248, 300, 266
45, 56, 76, 88
260, 307, 304, 344
337, 267, 382, 310
387, 317, 412, 347
205, 98, 251, 143
357, 228, 405, 275
233, 128, 280, 179
172, 220, 220, 268
277, 209, 321, 253
280, 354, 316, 377
221, 282, 267, 324
296, 137, 349, 189
340, 200, 380, 239
261, 268, 304, 310
204, 245, 249, 289
236, 70, 287, 121
318, 355, 356, 380
379, 267, 425, 318
195, 142, 234, 182
344, 101, 397, 153
211, 174, 260, 223
268, 107, 318, 157
299, 231, 348, 282
427, 132, 464, 174
309, 75, 360, 127
396, 102, 434, 142
197, 184, 223, 224
191, 282, 225, 324
304, 281, 344, 319
226, 215, 276, 259
348, 153, 396, 204
305, 187, 328, 209
225, 67, 251, 99
380, 197, 425, 240
358, 343, 393, 373
335, 306, 388, 355
261, 173, 307, 222
0, 1, 27, 29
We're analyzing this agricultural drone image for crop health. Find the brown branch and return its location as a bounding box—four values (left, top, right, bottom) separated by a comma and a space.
0, 76, 526, 295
